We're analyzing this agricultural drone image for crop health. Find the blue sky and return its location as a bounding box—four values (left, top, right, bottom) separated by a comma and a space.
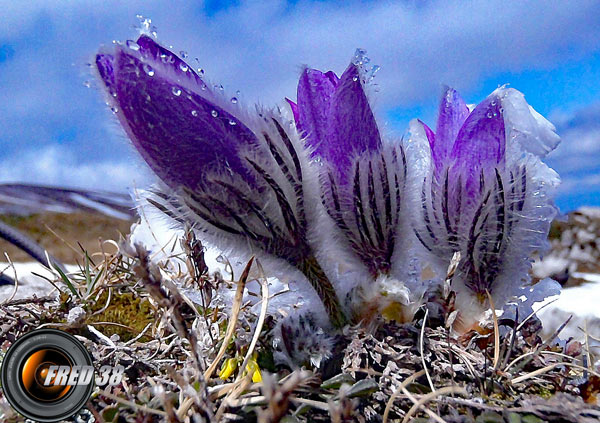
1, 0, 599, 212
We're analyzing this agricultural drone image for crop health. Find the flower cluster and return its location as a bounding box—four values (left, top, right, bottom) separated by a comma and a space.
95, 34, 560, 333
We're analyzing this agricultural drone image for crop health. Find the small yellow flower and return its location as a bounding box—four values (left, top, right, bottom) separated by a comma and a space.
218, 358, 238, 380
246, 357, 262, 383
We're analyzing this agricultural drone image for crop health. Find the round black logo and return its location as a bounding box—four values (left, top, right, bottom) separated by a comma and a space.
1, 329, 95, 422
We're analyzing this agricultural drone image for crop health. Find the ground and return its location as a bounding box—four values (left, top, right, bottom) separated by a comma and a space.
0, 209, 599, 422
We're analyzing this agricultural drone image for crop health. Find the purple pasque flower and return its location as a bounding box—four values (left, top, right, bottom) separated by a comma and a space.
95, 34, 347, 328
413, 86, 560, 320
288, 53, 409, 279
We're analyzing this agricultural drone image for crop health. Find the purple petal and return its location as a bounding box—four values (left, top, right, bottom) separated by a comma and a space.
419, 119, 435, 150
432, 88, 469, 168
95, 53, 115, 94
98, 45, 258, 190
324, 70, 340, 86
325, 63, 381, 180
286, 98, 299, 123
450, 95, 505, 193
296, 68, 338, 151
135, 35, 205, 86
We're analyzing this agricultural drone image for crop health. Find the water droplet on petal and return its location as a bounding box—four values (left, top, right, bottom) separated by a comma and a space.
228, 119, 237, 125
230, 97, 238, 104
83, 80, 91, 88
126, 40, 140, 51
486, 111, 493, 118
143, 64, 155, 76
171, 87, 182, 96
191, 110, 198, 117
135, 15, 158, 37
353, 48, 368, 66
179, 50, 188, 58
211, 110, 218, 117
352, 76, 358, 82
197, 68, 205, 75
179, 62, 189, 72
111, 106, 119, 114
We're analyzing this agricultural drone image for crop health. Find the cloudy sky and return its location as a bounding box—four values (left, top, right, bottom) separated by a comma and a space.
1, 0, 599, 212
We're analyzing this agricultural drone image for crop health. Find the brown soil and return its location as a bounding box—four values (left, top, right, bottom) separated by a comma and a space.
0, 212, 135, 264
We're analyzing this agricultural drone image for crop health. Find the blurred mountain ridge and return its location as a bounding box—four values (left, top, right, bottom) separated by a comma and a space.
0, 183, 135, 220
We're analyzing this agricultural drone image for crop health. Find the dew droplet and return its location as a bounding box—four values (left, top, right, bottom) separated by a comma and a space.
230, 97, 238, 104
179, 50, 188, 58
486, 111, 493, 118
111, 106, 119, 114
353, 48, 368, 66
143, 64, 155, 76
83, 80, 91, 88
197, 68, 205, 75
228, 119, 237, 126
179, 62, 189, 72
191, 110, 198, 117
171, 87, 182, 96
126, 40, 140, 51
352, 76, 358, 82
211, 110, 218, 117
136, 15, 158, 37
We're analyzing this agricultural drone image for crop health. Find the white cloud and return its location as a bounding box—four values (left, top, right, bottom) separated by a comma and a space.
0, 145, 152, 191
547, 103, 600, 173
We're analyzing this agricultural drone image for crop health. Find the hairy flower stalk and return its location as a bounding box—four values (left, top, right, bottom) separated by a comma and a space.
95, 34, 347, 327
413, 87, 560, 327
287, 52, 412, 322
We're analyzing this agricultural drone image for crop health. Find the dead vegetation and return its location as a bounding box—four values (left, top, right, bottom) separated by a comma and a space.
1, 228, 600, 422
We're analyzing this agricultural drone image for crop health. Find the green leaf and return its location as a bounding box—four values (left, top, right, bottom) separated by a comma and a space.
53, 263, 79, 298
